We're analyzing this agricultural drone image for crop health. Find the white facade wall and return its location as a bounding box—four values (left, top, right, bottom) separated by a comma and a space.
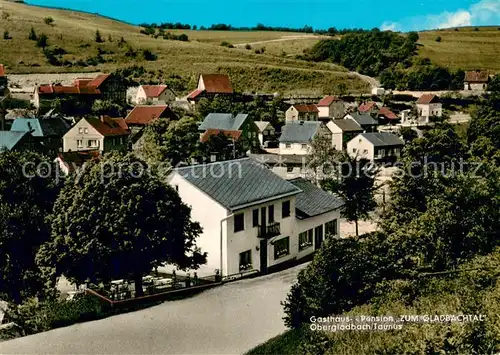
347, 135, 375, 161
296, 210, 340, 259
279, 142, 310, 155
318, 106, 329, 117
326, 121, 343, 150
417, 103, 442, 123
464, 82, 487, 91
63, 119, 104, 152
135, 87, 176, 104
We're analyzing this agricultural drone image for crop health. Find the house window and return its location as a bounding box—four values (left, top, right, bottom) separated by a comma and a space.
77, 140, 83, 148
325, 220, 338, 237
352, 148, 357, 153
286, 166, 294, 173
285, 143, 291, 149
88, 140, 98, 148
252, 209, 259, 227
299, 230, 313, 250
301, 144, 307, 149
78, 128, 83, 134
274, 237, 290, 259
282, 200, 291, 218
234, 213, 244, 232
239, 250, 252, 271
363, 149, 368, 154
268, 204, 274, 223
84, 128, 88, 134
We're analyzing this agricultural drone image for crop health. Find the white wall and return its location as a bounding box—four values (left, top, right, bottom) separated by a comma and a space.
326, 121, 343, 150
464, 82, 487, 91
279, 142, 310, 155
347, 135, 374, 161
63, 119, 104, 153
318, 106, 329, 117
296, 210, 340, 260
417, 103, 442, 123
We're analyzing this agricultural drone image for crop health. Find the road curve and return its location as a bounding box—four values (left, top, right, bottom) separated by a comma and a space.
0, 264, 307, 355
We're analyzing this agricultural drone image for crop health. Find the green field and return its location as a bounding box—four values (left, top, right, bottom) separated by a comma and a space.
417, 27, 500, 72
0, 0, 365, 95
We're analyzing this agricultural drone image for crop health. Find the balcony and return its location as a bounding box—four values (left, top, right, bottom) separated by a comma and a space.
258, 222, 281, 239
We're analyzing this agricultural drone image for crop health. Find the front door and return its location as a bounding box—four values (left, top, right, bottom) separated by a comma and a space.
259, 207, 268, 273
315, 225, 324, 250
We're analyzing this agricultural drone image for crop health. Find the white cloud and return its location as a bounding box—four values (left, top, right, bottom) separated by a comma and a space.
381, 0, 500, 32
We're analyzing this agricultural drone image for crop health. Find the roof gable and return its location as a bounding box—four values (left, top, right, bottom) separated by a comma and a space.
378, 107, 398, 120
347, 113, 378, 126
358, 132, 403, 147
199, 74, 233, 94
85, 117, 130, 137
87, 74, 111, 88
141, 85, 169, 98
175, 158, 302, 210
0, 131, 28, 150
288, 178, 343, 218
11, 117, 70, 137
317, 96, 339, 107
199, 113, 249, 131
329, 119, 363, 132
292, 104, 319, 113
358, 101, 378, 113
416, 94, 439, 105
254, 121, 272, 132
125, 105, 171, 126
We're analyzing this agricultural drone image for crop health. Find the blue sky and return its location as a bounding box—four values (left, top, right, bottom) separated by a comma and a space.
27, 0, 500, 31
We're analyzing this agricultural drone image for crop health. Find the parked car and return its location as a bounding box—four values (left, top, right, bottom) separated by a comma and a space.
264, 140, 279, 148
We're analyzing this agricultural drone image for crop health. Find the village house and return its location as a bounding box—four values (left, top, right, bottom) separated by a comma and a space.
199, 113, 259, 148
187, 74, 233, 104
317, 96, 345, 119
464, 70, 489, 91
344, 112, 378, 132
125, 105, 176, 128
249, 154, 308, 180
285, 104, 319, 122
10, 116, 70, 156
376, 107, 399, 125
279, 121, 330, 155
167, 158, 342, 277
135, 85, 176, 104
415, 94, 442, 125
55, 150, 100, 175
326, 119, 363, 151
63, 116, 130, 153
254, 121, 276, 146
358, 101, 379, 115
347, 132, 404, 162
0, 131, 40, 152
33, 73, 127, 110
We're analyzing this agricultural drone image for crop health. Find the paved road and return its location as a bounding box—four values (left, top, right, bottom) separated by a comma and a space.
233, 34, 330, 47
0, 264, 307, 355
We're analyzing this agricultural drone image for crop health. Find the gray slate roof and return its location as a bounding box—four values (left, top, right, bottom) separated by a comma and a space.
360, 132, 404, 147
279, 121, 322, 143
175, 158, 302, 210
199, 113, 249, 131
347, 113, 378, 126
330, 119, 363, 132
0, 131, 28, 151
288, 178, 344, 219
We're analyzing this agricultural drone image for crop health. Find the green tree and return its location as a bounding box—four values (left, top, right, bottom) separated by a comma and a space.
0, 151, 61, 304
44, 17, 54, 26
322, 154, 377, 236
91, 99, 124, 117
37, 153, 206, 297
3, 30, 11, 40
28, 26, 37, 41
36, 34, 49, 48
95, 30, 103, 43
489, 74, 500, 92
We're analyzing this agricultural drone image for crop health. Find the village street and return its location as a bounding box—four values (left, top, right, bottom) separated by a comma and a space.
0, 263, 308, 355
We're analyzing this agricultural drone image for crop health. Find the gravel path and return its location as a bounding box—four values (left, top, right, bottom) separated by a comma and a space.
0, 264, 307, 355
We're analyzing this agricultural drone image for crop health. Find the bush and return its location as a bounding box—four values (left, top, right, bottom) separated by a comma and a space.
28, 27, 37, 41
220, 41, 234, 48
435, 36, 442, 42
245, 44, 251, 50
95, 30, 103, 43
44, 17, 54, 25
142, 49, 157, 61
36, 34, 49, 48
3, 30, 11, 40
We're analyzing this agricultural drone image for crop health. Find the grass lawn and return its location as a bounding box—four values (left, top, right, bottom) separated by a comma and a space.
417, 27, 500, 72
0, 0, 366, 95
245, 328, 308, 355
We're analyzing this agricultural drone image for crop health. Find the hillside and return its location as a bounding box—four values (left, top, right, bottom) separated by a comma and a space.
0, 0, 367, 95
418, 27, 500, 72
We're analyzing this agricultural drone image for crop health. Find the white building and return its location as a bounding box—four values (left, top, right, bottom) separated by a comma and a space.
326, 119, 363, 151
135, 85, 176, 105
254, 121, 276, 146
347, 132, 404, 162
285, 104, 319, 122
464, 70, 489, 91
279, 121, 330, 155
167, 158, 343, 278
317, 96, 345, 119
415, 94, 442, 125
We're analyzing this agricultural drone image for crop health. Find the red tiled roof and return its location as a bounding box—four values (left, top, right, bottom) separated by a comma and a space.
358, 101, 378, 113
465, 70, 489, 83
378, 107, 398, 120
87, 74, 111, 88
187, 89, 204, 100
200, 129, 242, 143
200, 74, 233, 94
37, 84, 100, 95
57, 150, 100, 172
317, 95, 339, 107
141, 85, 169, 98
74, 78, 92, 87
416, 94, 439, 105
0, 64, 5, 77
86, 116, 130, 136
293, 104, 319, 113
125, 105, 171, 126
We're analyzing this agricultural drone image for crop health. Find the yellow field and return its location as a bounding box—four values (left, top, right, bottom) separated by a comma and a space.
417, 27, 500, 72
0, 0, 366, 95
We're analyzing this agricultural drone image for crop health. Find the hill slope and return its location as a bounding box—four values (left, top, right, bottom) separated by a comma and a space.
418, 27, 500, 72
0, 0, 368, 95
